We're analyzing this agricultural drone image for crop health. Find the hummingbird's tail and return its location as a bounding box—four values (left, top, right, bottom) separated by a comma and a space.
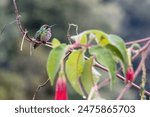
33, 43, 40, 49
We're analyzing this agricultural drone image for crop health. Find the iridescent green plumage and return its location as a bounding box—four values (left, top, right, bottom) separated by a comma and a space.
34, 24, 53, 48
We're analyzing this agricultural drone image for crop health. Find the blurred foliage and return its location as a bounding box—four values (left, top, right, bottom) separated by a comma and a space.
0, 0, 150, 99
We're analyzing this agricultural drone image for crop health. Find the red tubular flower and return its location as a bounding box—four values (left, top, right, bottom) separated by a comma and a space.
126, 66, 134, 84
55, 77, 68, 100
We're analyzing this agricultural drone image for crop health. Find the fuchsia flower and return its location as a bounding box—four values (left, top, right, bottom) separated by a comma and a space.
55, 77, 68, 100
126, 66, 134, 83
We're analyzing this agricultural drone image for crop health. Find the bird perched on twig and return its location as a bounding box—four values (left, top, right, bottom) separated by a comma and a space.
33, 24, 55, 49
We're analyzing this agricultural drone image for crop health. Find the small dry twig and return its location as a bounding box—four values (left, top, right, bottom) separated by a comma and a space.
32, 79, 49, 100
126, 37, 150, 45
116, 83, 132, 100
88, 79, 110, 100
20, 30, 27, 51
132, 40, 150, 60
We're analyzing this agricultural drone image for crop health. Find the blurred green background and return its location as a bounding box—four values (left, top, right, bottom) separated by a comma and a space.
0, 0, 150, 100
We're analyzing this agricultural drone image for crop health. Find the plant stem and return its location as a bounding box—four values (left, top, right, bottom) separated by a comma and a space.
94, 63, 150, 96
32, 79, 49, 100
132, 40, 150, 60
116, 83, 132, 100
126, 37, 150, 45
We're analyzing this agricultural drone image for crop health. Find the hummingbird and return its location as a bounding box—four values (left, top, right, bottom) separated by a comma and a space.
33, 24, 55, 49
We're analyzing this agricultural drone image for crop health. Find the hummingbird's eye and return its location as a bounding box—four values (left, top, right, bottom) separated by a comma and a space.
45, 26, 49, 29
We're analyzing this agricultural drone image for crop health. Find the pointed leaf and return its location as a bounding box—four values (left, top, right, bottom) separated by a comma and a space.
51, 38, 61, 48
89, 46, 116, 85
107, 34, 128, 73
47, 44, 67, 85
87, 30, 109, 46
81, 57, 94, 94
65, 50, 85, 95
80, 34, 87, 45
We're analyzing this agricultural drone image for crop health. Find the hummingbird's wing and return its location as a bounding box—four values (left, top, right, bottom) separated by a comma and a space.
34, 30, 41, 41
33, 30, 41, 49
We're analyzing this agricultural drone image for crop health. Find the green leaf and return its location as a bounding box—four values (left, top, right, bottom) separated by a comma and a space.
89, 32, 128, 74
80, 34, 87, 45
51, 38, 61, 48
81, 57, 94, 94
89, 46, 116, 86
47, 44, 67, 85
87, 30, 109, 46
71, 34, 87, 45
107, 34, 128, 73
71, 30, 108, 45
70, 30, 128, 74
92, 67, 101, 83
65, 49, 85, 95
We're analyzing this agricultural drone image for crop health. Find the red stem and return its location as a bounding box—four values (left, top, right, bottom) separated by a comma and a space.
126, 37, 150, 45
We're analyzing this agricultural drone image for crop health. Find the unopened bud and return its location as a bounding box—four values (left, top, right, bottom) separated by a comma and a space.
126, 66, 134, 83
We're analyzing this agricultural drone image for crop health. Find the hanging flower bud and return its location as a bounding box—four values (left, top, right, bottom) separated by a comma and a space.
55, 77, 68, 100
126, 66, 134, 83
126, 48, 134, 83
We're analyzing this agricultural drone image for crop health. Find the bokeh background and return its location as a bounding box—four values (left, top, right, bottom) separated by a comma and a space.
0, 0, 150, 99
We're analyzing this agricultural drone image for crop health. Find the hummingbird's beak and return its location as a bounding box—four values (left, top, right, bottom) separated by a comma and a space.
49, 24, 56, 28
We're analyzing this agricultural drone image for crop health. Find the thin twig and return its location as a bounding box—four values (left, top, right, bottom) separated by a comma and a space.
132, 40, 150, 60
134, 49, 149, 79
94, 63, 150, 96
97, 79, 110, 89
30, 43, 33, 56
67, 23, 79, 44
140, 63, 146, 100
116, 83, 132, 100
20, 30, 27, 51
0, 20, 17, 42
126, 37, 150, 45
32, 79, 49, 100
0, 20, 17, 35
13, 0, 24, 34
88, 85, 97, 100
88, 79, 110, 100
